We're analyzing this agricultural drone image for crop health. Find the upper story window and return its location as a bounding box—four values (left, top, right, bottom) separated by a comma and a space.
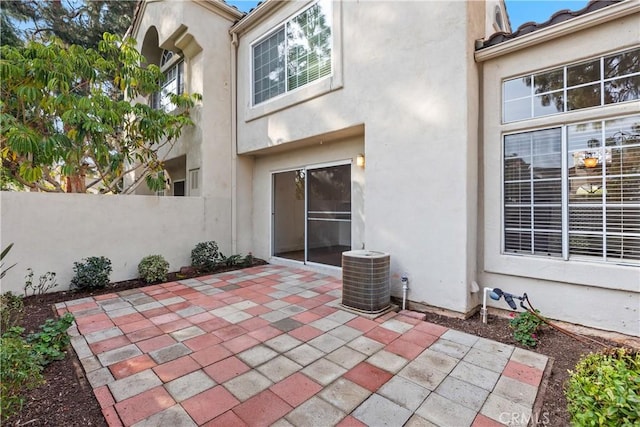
152, 50, 184, 112
252, 0, 332, 106
503, 47, 639, 123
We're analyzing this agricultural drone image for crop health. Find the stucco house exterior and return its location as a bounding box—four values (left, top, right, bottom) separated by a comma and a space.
128, 0, 639, 336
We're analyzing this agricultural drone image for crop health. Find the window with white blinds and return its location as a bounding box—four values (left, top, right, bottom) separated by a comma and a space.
504, 128, 563, 256
504, 115, 640, 264
252, 0, 332, 105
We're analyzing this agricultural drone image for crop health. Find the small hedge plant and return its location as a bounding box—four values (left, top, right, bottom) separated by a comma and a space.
192, 242, 256, 272
191, 241, 220, 271
70, 256, 112, 290
138, 255, 169, 283
565, 347, 640, 426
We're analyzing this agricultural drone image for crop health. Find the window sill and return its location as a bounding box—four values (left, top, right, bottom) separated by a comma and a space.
244, 75, 343, 122
484, 252, 639, 292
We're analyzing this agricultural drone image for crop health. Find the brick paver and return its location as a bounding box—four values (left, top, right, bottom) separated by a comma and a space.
65, 265, 548, 426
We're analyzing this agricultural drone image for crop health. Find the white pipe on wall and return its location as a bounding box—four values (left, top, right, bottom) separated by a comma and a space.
481, 287, 494, 324
401, 276, 409, 310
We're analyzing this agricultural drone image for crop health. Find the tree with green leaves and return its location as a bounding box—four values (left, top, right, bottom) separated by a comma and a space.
1, 33, 201, 193
0, 1, 137, 48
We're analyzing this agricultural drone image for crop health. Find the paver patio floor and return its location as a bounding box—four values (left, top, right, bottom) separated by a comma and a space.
59, 265, 549, 427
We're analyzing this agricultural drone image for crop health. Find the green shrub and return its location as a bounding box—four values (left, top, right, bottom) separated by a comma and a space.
218, 253, 243, 267
191, 241, 220, 271
0, 335, 44, 420
138, 255, 170, 283
70, 256, 112, 290
509, 309, 544, 347
0, 292, 24, 336
566, 348, 640, 426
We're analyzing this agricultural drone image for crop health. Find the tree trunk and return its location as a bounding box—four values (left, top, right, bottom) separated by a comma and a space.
66, 174, 86, 193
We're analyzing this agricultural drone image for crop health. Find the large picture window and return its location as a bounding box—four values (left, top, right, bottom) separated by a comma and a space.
503, 115, 640, 264
503, 47, 639, 123
252, 0, 332, 105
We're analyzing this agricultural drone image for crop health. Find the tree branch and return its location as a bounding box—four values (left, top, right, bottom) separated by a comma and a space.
11, 171, 59, 192
40, 165, 64, 192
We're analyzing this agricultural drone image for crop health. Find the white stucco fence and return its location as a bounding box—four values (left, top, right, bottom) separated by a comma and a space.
0, 192, 211, 295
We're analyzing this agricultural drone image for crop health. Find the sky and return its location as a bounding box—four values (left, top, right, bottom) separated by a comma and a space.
225, 0, 591, 31
504, 0, 589, 29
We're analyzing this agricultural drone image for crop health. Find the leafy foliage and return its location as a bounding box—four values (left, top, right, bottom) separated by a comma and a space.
565, 348, 640, 426
26, 313, 75, 364
509, 309, 543, 347
0, 335, 44, 420
0, 292, 23, 335
191, 242, 256, 272
191, 241, 220, 272
1, 33, 200, 193
70, 256, 112, 290
217, 252, 254, 268
0, 1, 136, 49
138, 255, 170, 283
0, 312, 74, 420
218, 253, 244, 267
24, 268, 58, 297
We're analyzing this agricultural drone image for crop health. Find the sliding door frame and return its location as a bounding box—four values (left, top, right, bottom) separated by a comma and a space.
271, 159, 353, 268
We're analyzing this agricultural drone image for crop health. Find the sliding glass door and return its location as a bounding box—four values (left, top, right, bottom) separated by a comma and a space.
272, 163, 351, 267
306, 164, 352, 266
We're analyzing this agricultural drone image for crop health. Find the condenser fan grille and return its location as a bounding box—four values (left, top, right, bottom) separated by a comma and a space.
341, 251, 390, 314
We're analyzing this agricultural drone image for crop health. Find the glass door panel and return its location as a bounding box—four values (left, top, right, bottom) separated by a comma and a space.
307, 164, 352, 266
273, 170, 305, 261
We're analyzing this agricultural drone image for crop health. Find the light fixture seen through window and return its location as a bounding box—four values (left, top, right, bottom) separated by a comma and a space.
584, 156, 598, 168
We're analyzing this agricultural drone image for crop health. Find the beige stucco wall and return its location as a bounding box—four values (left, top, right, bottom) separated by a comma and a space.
484, 0, 509, 35
478, 8, 640, 335
0, 192, 208, 294
234, 1, 485, 313
132, 0, 241, 252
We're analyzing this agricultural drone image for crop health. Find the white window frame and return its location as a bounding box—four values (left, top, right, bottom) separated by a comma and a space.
246, 0, 343, 121
502, 115, 640, 266
152, 50, 185, 112
502, 46, 640, 123
251, 0, 333, 106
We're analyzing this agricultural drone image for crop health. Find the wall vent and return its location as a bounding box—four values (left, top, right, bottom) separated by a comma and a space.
341, 250, 390, 314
